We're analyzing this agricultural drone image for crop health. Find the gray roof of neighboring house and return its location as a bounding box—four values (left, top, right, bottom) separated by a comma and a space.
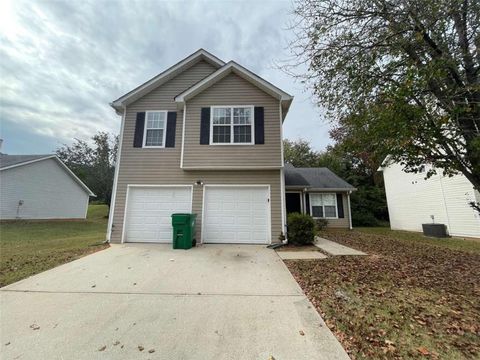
0, 154, 54, 169
284, 163, 355, 190
0, 153, 95, 196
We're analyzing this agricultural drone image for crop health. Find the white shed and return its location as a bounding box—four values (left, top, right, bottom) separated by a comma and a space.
0, 154, 95, 220
380, 161, 480, 238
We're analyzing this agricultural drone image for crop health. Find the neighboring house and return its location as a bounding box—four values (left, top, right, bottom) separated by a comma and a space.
107, 49, 354, 245
380, 161, 480, 238
0, 154, 95, 220
284, 164, 355, 229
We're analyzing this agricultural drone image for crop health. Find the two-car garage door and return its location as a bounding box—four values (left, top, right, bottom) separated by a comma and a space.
123, 185, 270, 244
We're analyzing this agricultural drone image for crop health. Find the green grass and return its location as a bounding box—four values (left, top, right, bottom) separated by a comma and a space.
0, 205, 109, 287
354, 227, 480, 254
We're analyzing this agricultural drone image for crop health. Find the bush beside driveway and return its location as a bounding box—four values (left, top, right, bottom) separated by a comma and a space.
285, 228, 480, 359
0, 205, 109, 287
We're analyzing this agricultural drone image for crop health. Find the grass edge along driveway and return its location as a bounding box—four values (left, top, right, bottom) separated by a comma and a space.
1, 205, 109, 287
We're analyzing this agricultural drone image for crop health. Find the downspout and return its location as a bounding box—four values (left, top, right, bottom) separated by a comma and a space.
347, 191, 353, 230
106, 105, 126, 242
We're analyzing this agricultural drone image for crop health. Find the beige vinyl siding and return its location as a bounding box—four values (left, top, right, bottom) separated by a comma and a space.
182, 73, 282, 168
308, 192, 351, 229
110, 60, 283, 243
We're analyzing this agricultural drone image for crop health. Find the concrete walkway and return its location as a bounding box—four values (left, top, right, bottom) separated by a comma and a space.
1, 244, 349, 360
315, 237, 367, 256
277, 251, 328, 260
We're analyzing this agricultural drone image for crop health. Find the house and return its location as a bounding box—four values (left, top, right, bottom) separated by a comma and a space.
0, 154, 95, 220
284, 164, 355, 229
380, 161, 480, 238
107, 49, 354, 244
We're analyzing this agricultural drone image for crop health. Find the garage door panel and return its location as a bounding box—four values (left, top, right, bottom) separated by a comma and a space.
125, 186, 192, 243
203, 186, 270, 244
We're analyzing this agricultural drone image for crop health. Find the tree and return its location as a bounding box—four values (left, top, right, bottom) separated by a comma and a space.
283, 138, 322, 167
287, 0, 480, 202
57, 132, 118, 206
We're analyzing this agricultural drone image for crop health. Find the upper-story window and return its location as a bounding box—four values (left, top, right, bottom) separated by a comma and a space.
143, 111, 167, 147
210, 106, 254, 144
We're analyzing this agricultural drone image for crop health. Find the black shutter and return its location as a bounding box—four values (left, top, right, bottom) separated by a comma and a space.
200, 107, 210, 145
254, 106, 264, 144
133, 112, 145, 148
165, 112, 177, 148
336, 193, 344, 218
305, 193, 310, 215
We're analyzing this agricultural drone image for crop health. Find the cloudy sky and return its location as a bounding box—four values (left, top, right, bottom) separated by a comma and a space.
0, 0, 331, 155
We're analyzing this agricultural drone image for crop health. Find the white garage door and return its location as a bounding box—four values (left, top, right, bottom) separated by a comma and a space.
124, 186, 192, 243
203, 186, 270, 244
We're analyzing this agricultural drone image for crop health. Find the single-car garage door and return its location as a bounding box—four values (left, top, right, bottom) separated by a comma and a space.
124, 186, 192, 243
203, 186, 270, 244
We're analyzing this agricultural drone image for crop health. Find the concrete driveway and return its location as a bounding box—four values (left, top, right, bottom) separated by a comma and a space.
1, 244, 349, 360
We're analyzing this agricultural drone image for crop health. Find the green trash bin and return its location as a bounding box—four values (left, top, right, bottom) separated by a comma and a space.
171, 213, 197, 249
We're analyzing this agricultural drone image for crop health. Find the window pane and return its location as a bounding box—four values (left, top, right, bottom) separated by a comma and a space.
312, 206, 323, 218
233, 107, 251, 125
233, 125, 251, 143
147, 112, 165, 129
212, 125, 231, 143
325, 206, 336, 217
322, 194, 336, 206
310, 194, 323, 206
213, 108, 231, 125
145, 129, 163, 146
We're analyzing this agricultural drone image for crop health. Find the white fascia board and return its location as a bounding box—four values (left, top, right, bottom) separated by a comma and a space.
111, 49, 225, 111
377, 155, 392, 171
175, 62, 294, 108
306, 187, 358, 192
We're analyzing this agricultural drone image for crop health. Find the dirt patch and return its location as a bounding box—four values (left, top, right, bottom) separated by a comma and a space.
285, 229, 480, 359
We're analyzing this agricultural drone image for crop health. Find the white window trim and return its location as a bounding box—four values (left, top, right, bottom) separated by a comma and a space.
309, 193, 338, 219
143, 110, 168, 148
209, 105, 255, 145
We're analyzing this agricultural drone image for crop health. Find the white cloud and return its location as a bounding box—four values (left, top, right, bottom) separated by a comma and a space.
0, 0, 332, 154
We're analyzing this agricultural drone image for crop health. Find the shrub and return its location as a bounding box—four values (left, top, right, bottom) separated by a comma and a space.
287, 212, 315, 245
352, 212, 379, 227
315, 218, 329, 232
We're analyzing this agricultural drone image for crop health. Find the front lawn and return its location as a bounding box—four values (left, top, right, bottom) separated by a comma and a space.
285, 228, 480, 359
0, 205, 109, 287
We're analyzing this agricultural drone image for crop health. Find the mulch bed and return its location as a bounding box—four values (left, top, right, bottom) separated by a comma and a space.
285, 230, 480, 359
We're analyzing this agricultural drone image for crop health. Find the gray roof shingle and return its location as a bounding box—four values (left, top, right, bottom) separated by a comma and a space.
284, 163, 355, 190
0, 154, 54, 169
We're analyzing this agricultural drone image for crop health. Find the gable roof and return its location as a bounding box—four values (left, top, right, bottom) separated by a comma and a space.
0, 154, 95, 196
0, 154, 51, 169
284, 163, 355, 191
110, 49, 225, 113
174, 61, 293, 119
